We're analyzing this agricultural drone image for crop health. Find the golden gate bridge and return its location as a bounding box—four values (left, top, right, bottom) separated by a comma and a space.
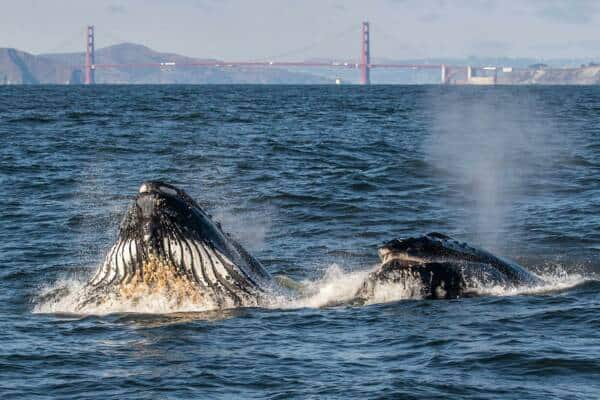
83, 22, 469, 85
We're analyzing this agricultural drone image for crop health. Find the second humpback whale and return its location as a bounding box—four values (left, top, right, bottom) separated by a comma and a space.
356, 232, 543, 300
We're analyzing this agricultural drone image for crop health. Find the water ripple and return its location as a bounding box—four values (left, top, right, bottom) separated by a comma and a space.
1, 85, 599, 399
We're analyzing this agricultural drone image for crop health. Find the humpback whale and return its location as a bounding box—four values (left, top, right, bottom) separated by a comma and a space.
73, 183, 543, 311
78, 181, 275, 310
356, 232, 542, 300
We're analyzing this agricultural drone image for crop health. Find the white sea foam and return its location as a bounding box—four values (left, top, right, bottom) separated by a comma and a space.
467, 268, 590, 298
33, 270, 219, 315
271, 263, 427, 308
267, 264, 375, 309
33, 278, 220, 315
33, 263, 594, 315
33, 279, 87, 314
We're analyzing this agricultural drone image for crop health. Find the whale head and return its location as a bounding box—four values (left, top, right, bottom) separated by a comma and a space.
87, 181, 271, 308
124, 181, 224, 256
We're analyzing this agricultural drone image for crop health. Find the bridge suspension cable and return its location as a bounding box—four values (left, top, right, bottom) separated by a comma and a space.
81, 22, 448, 85
254, 24, 360, 62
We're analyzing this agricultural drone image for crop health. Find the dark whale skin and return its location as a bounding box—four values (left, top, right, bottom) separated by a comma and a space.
80, 181, 274, 310
356, 233, 542, 301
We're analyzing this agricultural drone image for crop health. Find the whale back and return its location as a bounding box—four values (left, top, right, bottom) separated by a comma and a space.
378, 232, 540, 285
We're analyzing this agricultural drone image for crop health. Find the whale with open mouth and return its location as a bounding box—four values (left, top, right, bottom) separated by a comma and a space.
356, 232, 543, 300
77, 181, 275, 310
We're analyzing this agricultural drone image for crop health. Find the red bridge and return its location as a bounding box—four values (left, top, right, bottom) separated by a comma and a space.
84, 22, 455, 85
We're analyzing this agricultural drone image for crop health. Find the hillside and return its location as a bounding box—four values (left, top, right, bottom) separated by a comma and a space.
4, 44, 600, 85
1, 43, 329, 84
0, 48, 80, 84
499, 66, 600, 85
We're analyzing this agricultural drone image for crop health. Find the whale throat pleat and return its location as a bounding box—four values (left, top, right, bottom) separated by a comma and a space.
91, 243, 117, 286
115, 239, 126, 282
195, 241, 219, 288
188, 240, 209, 286
180, 239, 196, 281
87, 232, 264, 308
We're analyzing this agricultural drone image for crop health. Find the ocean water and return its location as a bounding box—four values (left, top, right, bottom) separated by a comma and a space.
1, 85, 599, 399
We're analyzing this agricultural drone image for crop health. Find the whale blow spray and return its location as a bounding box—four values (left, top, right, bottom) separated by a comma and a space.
424, 88, 570, 252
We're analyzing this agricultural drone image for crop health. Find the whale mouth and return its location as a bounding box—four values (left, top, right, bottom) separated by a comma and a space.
377, 233, 461, 265
84, 181, 270, 309
138, 182, 179, 197
377, 248, 426, 265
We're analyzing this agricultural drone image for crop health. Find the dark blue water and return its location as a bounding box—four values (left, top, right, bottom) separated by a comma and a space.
1, 85, 599, 399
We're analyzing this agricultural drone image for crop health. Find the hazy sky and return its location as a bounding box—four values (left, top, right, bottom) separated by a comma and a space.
2, 0, 600, 60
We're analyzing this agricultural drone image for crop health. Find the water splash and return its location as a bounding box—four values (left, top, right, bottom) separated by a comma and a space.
469, 267, 590, 297
212, 207, 274, 253
34, 261, 593, 316
33, 277, 221, 315
268, 264, 376, 309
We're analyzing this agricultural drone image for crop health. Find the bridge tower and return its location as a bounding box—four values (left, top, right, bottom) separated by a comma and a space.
85, 25, 95, 85
360, 22, 370, 85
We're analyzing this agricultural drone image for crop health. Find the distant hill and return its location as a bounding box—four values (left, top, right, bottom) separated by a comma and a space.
4, 43, 600, 85
498, 66, 600, 85
0, 48, 80, 84
0, 43, 329, 84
